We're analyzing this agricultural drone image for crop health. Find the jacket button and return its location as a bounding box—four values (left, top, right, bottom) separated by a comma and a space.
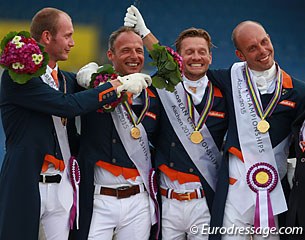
169, 162, 174, 167
103, 95, 106, 99
171, 142, 175, 147
295, 181, 299, 187
301, 158, 305, 163
110, 91, 114, 96
112, 158, 116, 163
112, 139, 116, 144
189, 168, 194, 173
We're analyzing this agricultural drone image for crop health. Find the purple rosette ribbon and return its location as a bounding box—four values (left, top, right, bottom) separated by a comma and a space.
246, 162, 278, 229
69, 156, 80, 229
149, 168, 160, 239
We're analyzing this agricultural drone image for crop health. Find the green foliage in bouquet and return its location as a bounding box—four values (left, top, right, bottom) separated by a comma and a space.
149, 44, 183, 92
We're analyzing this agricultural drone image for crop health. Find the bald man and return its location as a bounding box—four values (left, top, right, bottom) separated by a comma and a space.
207, 21, 305, 240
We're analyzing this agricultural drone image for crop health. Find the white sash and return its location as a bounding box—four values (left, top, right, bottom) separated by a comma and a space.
111, 105, 157, 224
157, 83, 221, 191
52, 117, 73, 212
231, 62, 287, 215
40, 72, 74, 213
41, 72, 58, 90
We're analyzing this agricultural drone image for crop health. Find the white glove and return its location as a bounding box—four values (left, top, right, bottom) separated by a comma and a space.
117, 73, 152, 94
76, 62, 99, 89
124, 5, 150, 38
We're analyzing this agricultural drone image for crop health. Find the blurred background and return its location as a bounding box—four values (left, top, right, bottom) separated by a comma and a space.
0, 0, 304, 168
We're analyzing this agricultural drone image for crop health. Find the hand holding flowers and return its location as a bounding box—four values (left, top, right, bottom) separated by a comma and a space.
0, 31, 49, 84
149, 44, 183, 92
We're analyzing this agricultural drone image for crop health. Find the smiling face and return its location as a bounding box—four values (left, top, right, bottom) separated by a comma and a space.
179, 36, 212, 81
234, 22, 274, 71
107, 31, 144, 75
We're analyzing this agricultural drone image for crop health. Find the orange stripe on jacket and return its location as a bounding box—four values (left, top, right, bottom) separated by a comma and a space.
127, 88, 156, 105
147, 88, 156, 98
96, 160, 140, 181
228, 147, 244, 162
41, 154, 65, 172
213, 86, 223, 97
159, 164, 200, 184
99, 87, 114, 102
279, 100, 296, 108
282, 70, 293, 89
208, 111, 225, 119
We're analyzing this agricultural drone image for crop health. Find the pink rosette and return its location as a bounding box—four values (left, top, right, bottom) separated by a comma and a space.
69, 156, 80, 229
149, 168, 160, 240
246, 162, 278, 229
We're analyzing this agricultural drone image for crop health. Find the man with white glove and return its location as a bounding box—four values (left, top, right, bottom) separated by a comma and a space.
76, 62, 151, 95
116, 73, 151, 94
124, 5, 228, 240
72, 26, 160, 240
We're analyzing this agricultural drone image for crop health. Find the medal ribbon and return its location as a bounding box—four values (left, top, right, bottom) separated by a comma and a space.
245, 64, 283, 121
123, 89, 150, 127
185, 81, 214, 131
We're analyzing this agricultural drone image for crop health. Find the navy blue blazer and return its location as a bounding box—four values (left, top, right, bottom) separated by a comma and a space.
207, 67, 305, 240
73, 87, 160, 239
154, 84, 228, 211
0, 69, 117, 239
287, 110, 305, 239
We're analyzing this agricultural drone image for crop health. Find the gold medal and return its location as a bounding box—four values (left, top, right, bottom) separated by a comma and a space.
130, 126, 141, 139
257, 119, 270, 133
190, 131, 203, 144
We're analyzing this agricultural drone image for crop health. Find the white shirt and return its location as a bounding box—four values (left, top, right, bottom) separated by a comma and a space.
250, 63, 277, 95
183, 75, 209, 105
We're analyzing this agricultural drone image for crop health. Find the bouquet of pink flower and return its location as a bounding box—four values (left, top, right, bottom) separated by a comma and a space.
0, 31, 49, 84
90, 64, 127, 113
149, 44, 183, 92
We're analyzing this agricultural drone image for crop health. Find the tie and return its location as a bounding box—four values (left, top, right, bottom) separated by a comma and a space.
127, 92, 133, 105
51, 69, 59, 87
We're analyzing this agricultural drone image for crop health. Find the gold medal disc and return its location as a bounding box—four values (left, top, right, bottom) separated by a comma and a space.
257, 120, 270, 133
190, 131, 203, 144
130, 126, 141, 139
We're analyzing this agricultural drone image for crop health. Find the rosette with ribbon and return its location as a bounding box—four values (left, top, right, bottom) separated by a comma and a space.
246, 162, 278, 229
149, 43, 183, 92
149, 168, 160, 239
0, 31, 49, 84
90, 64, 127, 113
69, 156, 80, 229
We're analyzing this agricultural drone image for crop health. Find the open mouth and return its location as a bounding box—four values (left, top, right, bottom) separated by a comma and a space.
126, 62, 139, 67
258, 54, 271, 63
190, 63, 203, 67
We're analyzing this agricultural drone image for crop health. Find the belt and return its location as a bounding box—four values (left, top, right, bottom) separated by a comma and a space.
39, 174, 62, 183
160, 187, 204, 201
99, 185, 144, 199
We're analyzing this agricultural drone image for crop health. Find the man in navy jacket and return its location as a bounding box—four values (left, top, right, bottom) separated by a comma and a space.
0, 8, 150, 240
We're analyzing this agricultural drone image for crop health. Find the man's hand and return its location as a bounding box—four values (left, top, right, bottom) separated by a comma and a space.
117, 73, 152, 94
124, 5, 150, 38
76, 62, 99, 88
